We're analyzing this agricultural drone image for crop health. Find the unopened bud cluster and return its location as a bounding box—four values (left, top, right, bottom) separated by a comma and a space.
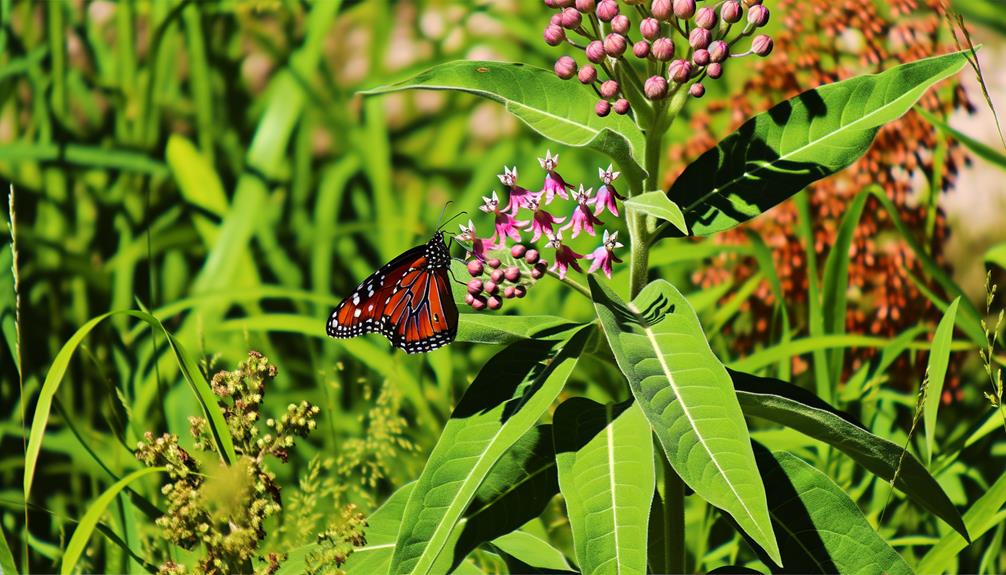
544, 0, 773, 110
137, 351, 320, 574
305, 504, 369, 574
459, 151, 626, 312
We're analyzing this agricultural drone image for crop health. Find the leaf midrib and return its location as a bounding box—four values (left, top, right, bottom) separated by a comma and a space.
606, 404, 623, 573
627, 301, 769, 544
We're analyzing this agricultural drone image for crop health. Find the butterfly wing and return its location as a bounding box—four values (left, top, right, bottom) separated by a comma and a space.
384, 266, 458, 353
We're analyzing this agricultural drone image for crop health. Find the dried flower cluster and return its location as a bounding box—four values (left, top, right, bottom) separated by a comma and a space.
675, 0, 971, 386
136, 351, 322, 575
544, 0, 774, 115
459, 152, 627, 311
304, 504, 369, 575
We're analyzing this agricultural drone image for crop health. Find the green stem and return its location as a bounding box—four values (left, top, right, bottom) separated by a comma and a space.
663, 452, 686, 574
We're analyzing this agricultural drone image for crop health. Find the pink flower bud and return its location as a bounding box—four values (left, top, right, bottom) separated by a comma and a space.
672, 0, 695, 19
554, 56, 577, 79
578, 64, 598, 83
465, 293, 475, 305
632, 40, 651, 58
487, 258, 502, 269
644, 75, 668, 99
651, 0, 672, 20
611, 14, 630, 34
560, 7, 582, 28
490, 269, 505, 283
487, 295, 503, 310
708, 40, 729, 62
467, 278, 483, 295
694, 6, 717, 29
544, 0, 558, 7
596, 0, 619, 21
651, 37, 674, 61
720, 0, 742, 23
688, 27, 710, 49
595, 99, 611, 117
511, 244, 527, 258
471, 295, 487, 310
586, 40, 606, 62
503, 286, 516, 298
689, 82, 705, 97
600, 79, 620, 98
544, 24, 566, 46
747, 4, 769, 27
485, 280, 499, 295
613, 98, 630, 114
706, 62, 723, 78
669, 59, 692, 82
467, 260, 484, 276
554, 0, 575, 6
640, 17, 660, 40
692, 48, 710, 66
530, 263, 546, 279
575, 0, 596, 12
504, 266, 521, 282
515, 285, 527, 298
751, 34, 773, 56
550, 12, 563, 25
525, 249, 540, 264
603, 33, 627, 56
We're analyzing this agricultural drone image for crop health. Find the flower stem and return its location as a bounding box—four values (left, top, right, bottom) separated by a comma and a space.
662, 451, 686, 574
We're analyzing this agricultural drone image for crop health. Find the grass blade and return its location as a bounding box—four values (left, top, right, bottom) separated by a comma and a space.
923, 297, 960, 465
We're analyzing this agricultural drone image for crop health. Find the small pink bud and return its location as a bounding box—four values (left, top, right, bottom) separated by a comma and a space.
575, 0, 596, 12
560, 7, 582, 28
689, 82, 705, 97
692, 48, 710, 66
708, 40, 729, 62
694, 6, 717, 29
531, 262, 547, 279
487, 295, 503, 310
751, 34, 774, 56
720, 0, 742, 23
544, 0, 558, 8
611, 14, 630, 34
511, 244, 527, 258
578, 64, 598, 83
491, 269, 505, 283
669, 59, 692, 83
544, 24, 565, 46
651, 37, 674, 61
644, 75, 668, 99
633, 40, 650, 58
747, 4, 769, 27
487, 258, 502, 269
639, 17, 660, 40
504, 266, 521, 282
613, 98, 630, 115
515, 285, 527, 298
471, 295, 487, 310
595, 99, 611, 117
550, 12, 562, 25
504, 286, 516, 299
467, 278, 484, 295
485, 280, 499, 295
603, 33, 627, 56
554, 56, 577, 79
600, 79, 620, 98
706, 62, 723, 78
554, 0, 574, 6
467, 260, 484, 276
648, 0, 670, 20
596, 0, 619, 21
586, 40, 606, 63
672, 0, 695, 19
525, 249, 540, 264
465, 293, 475, 305
688, 27, 710, 49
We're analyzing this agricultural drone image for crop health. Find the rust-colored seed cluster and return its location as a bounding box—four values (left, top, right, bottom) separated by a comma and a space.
672, 0, 971, 393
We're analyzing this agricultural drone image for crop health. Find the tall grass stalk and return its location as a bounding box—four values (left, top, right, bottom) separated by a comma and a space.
8, 184, 27, 567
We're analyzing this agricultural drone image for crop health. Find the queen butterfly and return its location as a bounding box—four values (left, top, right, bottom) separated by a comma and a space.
326, 231, 458, 354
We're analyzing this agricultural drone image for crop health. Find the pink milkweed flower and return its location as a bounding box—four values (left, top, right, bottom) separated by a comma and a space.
480, 190, 527, 245
538, 150, 573, 204
561, 185, 604, 238
547, 231, 585, 280
593, 164, 625, 217
586, 230, 624, 279
458, 220, 495, 261
527, 194, 566, 242
498, 166, 534, 215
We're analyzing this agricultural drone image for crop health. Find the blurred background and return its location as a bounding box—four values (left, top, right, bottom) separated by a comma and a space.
1, 0, 1005, 573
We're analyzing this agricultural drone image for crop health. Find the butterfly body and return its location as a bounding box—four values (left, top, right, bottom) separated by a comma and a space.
327, 231, 458, 354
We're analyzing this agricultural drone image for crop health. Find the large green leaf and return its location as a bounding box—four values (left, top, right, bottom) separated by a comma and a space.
390, 327, 591, 574
363, 60, 646, 191
665, 51, 969, 237
491, 531, 575, 573
553, 399, 654, 575
730, 369, 968, 540
589, 277, 781, 565
623, 191, 688, 234
752, 448, 912, 575
923, 296, 960, 465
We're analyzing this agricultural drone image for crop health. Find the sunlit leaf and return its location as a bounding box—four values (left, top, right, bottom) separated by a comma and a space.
923, 296, 960, 465
623, 192, 688, 234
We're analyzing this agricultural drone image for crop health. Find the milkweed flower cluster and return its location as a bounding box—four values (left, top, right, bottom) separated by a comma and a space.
543, 0, 773, 113
460, 151, 627, 311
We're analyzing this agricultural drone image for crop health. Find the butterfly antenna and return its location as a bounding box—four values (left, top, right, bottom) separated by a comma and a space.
438, 209, 468, 232
435, 201, 454, 231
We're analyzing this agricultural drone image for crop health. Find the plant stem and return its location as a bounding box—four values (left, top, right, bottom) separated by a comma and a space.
663, 453, 687, 574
